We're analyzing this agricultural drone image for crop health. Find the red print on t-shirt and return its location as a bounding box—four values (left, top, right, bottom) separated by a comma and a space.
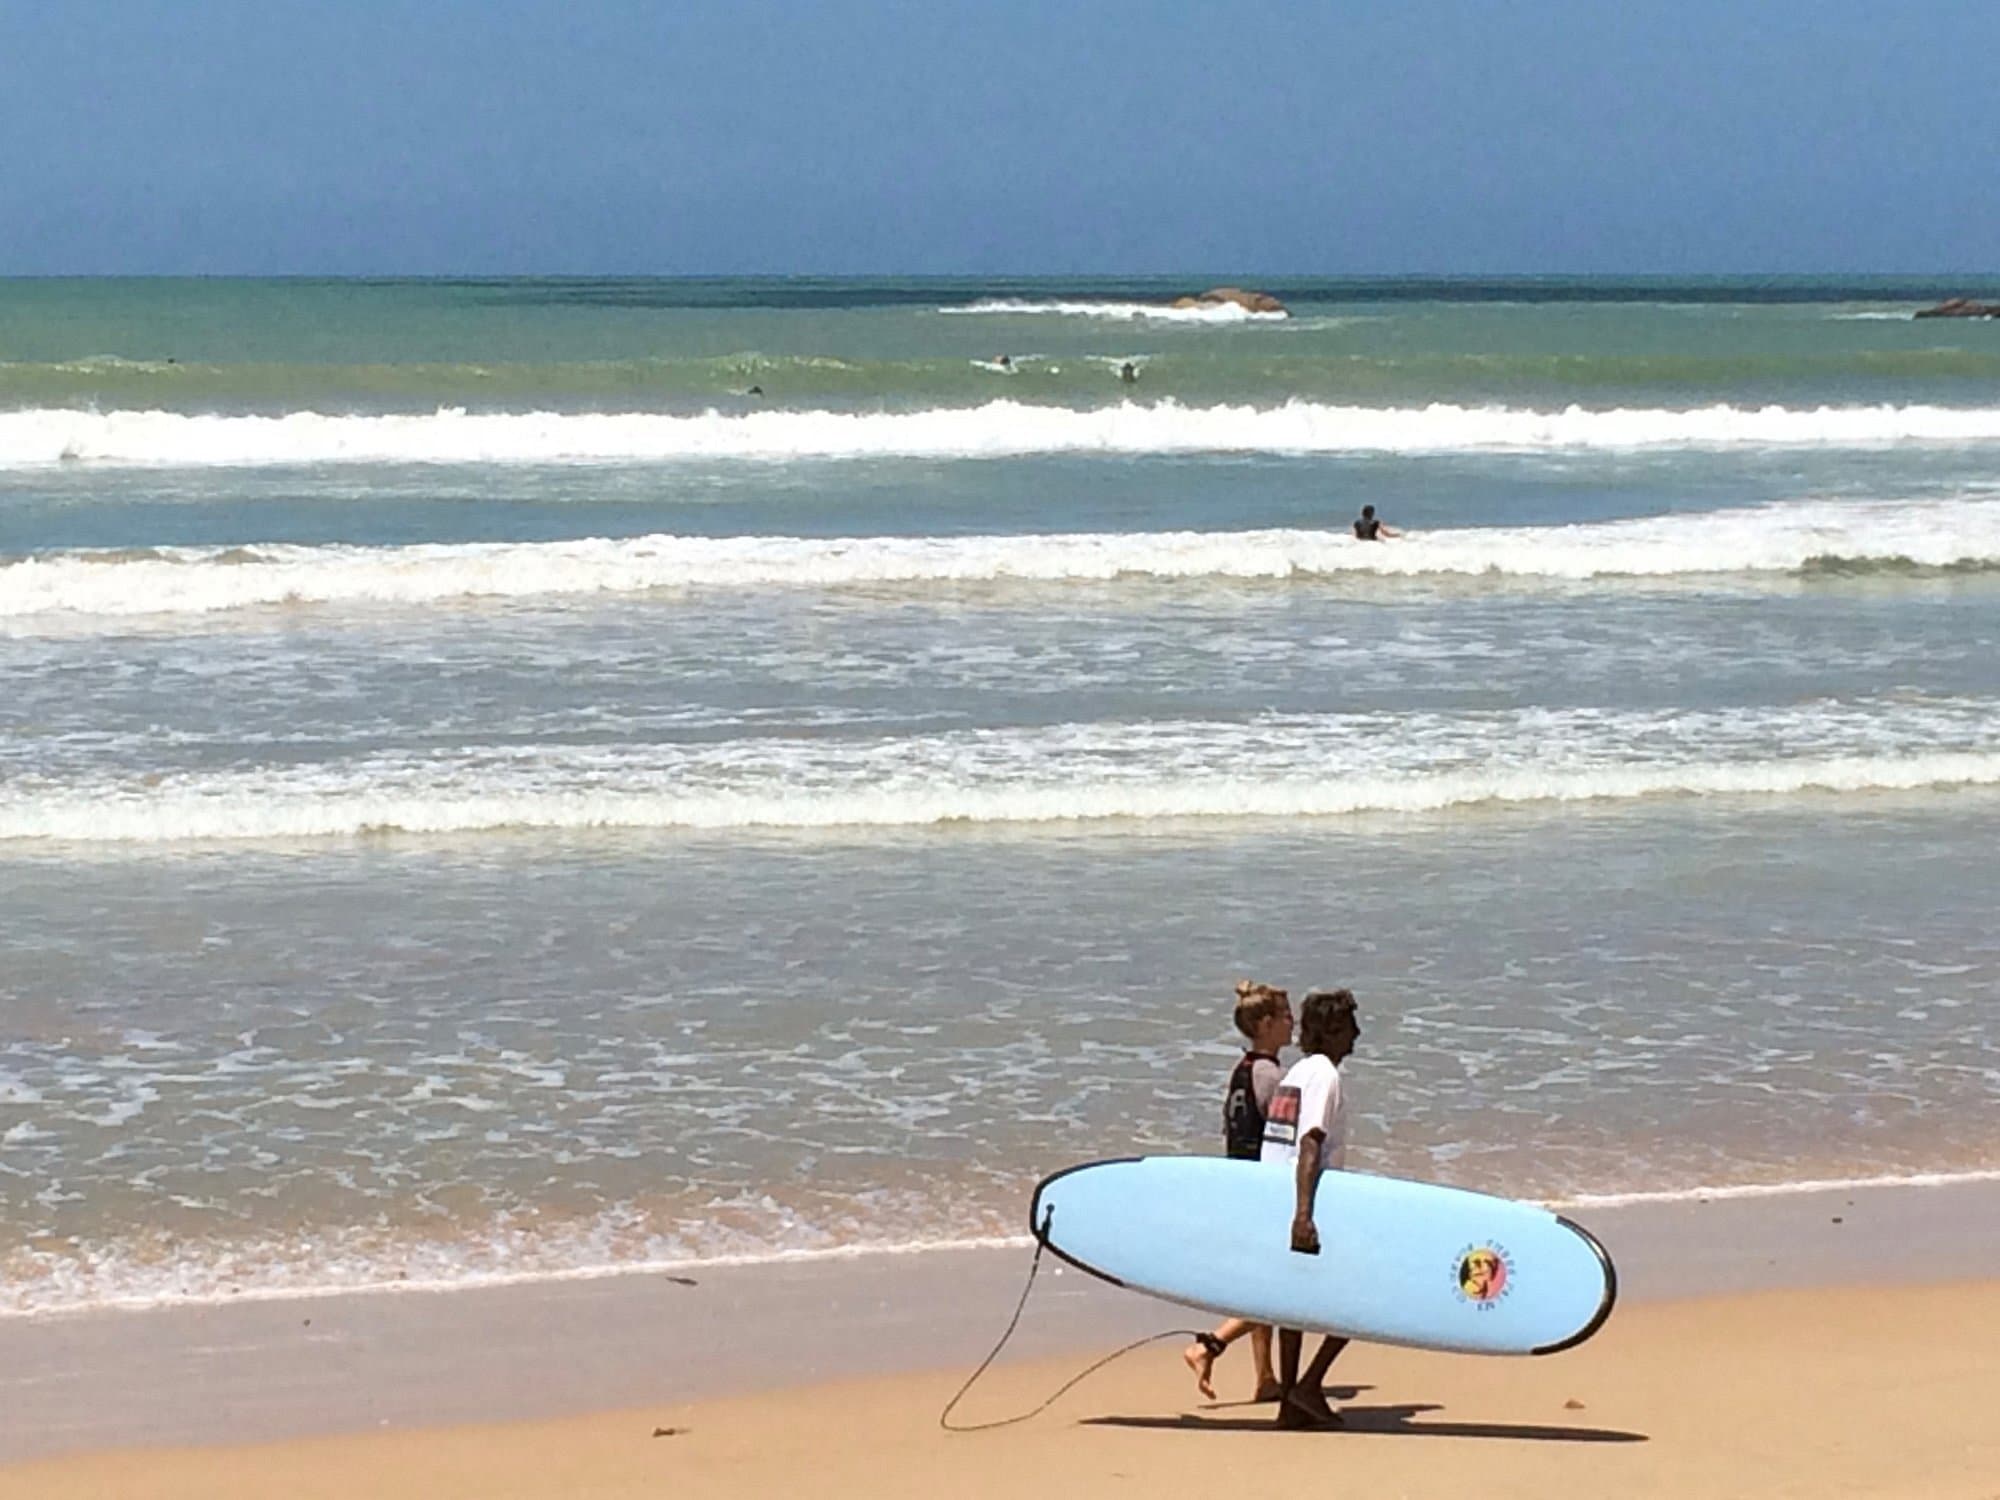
1265, 1085, 1302, 1144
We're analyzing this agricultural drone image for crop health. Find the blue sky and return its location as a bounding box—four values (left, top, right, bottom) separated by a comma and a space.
4, 0, 1997, 275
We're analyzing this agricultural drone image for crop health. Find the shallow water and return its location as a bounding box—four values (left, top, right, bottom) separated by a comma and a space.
2, 276, 1996, 1313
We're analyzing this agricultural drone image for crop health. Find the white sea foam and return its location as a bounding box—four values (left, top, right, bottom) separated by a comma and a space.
3, 702, 1995, 845
4, 498, 1997, 620
940, 297, 1288, 322
0, 1216, 1032, 1319
12, 398, 2000, 469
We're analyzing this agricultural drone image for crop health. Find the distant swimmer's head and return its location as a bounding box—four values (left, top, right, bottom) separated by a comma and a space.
1360, 505, 1376, 520
1298, 988, 1358, 1062
1233, 980, 1292, 1047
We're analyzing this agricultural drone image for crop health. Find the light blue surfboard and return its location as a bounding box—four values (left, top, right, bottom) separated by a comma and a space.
1030, 1157, 1615, 1355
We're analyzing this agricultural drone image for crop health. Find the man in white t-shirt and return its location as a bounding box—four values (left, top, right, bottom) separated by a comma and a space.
1260, 987, 1360, 1429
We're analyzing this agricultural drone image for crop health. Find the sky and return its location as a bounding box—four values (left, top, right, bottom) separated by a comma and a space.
3, 0, 1998, 276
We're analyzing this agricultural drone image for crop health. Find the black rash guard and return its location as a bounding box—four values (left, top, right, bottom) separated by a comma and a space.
1223, 1050, 1281, 1160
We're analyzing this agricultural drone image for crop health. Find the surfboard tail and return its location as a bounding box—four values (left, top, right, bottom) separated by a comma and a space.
1029, 1158, 1141, 1288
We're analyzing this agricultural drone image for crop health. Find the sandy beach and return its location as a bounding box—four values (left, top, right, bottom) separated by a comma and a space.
3, 1281, 1995, 1500
4, 1180, 1997, 1498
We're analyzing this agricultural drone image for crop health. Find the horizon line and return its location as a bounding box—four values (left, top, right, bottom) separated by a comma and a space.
3, 269, 1999, 283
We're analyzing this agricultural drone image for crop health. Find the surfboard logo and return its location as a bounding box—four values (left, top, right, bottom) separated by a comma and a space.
1453, 1243, 1513, 1307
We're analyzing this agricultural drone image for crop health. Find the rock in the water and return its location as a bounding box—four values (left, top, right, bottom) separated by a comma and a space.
1172, 286, 1288, 315
1913, 297, 2000, 319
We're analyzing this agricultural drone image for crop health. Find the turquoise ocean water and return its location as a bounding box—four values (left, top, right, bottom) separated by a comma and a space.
1, 276, 1996, 1313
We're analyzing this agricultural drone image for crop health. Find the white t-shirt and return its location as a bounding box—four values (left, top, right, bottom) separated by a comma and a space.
1259, 1052, 1346, 1171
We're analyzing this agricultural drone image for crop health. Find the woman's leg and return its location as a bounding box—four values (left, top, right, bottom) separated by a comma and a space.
1249, 1323, 1278, 1399
1182, 1318, 1256, 1398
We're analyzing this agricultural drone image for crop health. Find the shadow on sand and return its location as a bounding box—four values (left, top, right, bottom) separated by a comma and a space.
1196, 1384, 1373, 1411
1086, 1401, 1648, 1443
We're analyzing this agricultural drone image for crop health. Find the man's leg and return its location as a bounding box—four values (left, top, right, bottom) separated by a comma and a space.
1287, 1336, 1350, 1425
1273, 1329, 1313, 1427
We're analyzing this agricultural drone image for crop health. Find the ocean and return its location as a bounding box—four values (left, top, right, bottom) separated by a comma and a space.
2, 275, 1996, 1316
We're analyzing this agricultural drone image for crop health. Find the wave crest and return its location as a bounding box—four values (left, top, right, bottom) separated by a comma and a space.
940, 297, 1287, 322
4, 703, 1995, 844
6, 499, 1998, 619
12, 399, 2000, 469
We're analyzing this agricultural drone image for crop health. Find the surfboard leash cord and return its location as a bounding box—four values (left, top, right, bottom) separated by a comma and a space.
938, 1204, 1205, 1433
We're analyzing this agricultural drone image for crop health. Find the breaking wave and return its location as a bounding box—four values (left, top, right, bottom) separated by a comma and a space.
940, 297, 1288, 322
5, 499, 1997, 619
3, 702, 1996, 845
12, 399, 2000, 468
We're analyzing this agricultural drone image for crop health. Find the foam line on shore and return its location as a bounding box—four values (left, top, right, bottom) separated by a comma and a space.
1545, 1166, 2000, 1209
10, 1169, 1999, 1322
1, 1234, 1039, 1322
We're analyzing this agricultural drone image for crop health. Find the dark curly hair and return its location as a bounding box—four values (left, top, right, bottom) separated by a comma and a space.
1297, 988, 1357, 1055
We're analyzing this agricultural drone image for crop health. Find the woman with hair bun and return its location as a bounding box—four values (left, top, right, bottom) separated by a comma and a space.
1182, 980, 1292, 1402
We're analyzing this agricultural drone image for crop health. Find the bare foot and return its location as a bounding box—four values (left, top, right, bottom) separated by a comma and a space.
1182, 1341, 1217, 1401
1254, 1378, 1284, 1404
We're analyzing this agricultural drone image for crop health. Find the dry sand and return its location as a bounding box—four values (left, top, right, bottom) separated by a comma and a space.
4, 1278, 1997, 1500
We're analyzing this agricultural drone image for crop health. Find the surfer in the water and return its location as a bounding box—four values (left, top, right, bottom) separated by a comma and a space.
1262, 988, 1360, 1428
1353, 504, 1399, 540
1183, 981, 1292, 1402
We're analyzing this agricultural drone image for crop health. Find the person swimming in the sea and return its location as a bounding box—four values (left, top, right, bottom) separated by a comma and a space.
1119, 360, 1138, 383
1353, 504, 1400, 541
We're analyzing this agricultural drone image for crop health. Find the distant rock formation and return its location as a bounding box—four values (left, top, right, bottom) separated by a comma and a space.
1171, 286, 1288, 316
1913, 298, 2000, 319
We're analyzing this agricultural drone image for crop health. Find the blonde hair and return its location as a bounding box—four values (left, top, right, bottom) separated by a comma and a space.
1232, 979, 1289, 1040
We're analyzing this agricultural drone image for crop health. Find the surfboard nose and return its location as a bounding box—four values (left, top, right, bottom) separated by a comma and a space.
1534, 1215, 1619, 1354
